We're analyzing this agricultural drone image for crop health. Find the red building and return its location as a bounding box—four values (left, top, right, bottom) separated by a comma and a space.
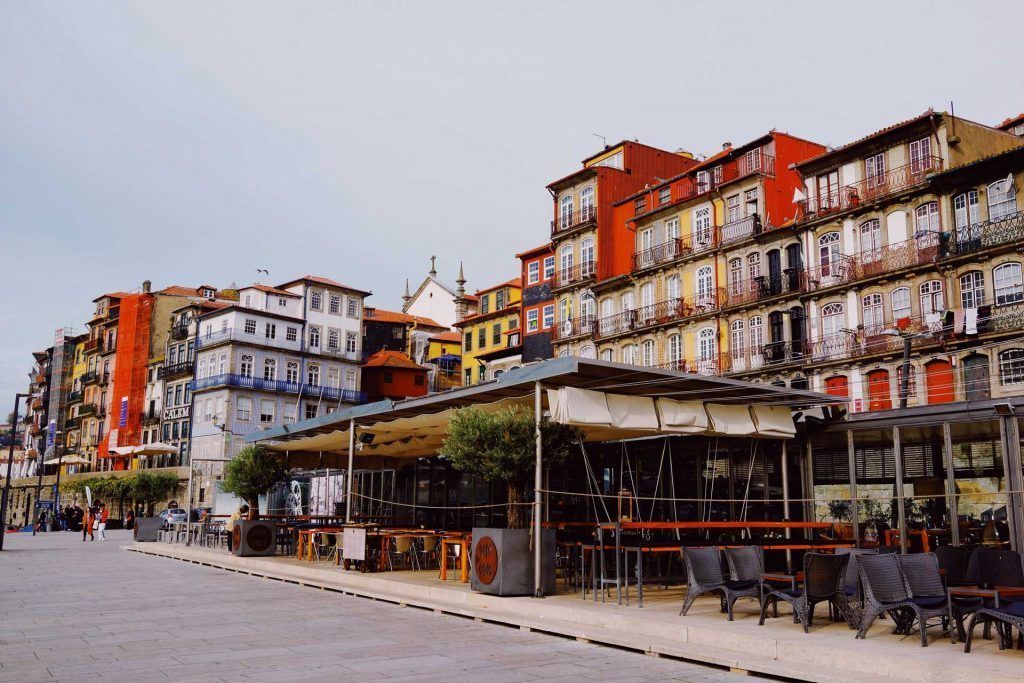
360, 350, 428, 402
517, 242, 555, 362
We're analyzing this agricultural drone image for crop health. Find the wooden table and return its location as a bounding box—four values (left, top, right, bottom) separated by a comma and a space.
439, 536, 471, 583
296, 527, 341, 561
948, 585, 1024, 608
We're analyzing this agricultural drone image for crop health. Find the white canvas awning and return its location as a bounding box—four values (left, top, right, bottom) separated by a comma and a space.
548, 387, 612, 427
705, 403, 758, 436
655, 398, 708, 434
751, 404, 797, 438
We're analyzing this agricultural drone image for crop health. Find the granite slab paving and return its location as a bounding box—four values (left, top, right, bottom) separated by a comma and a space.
0, 530, 735, 681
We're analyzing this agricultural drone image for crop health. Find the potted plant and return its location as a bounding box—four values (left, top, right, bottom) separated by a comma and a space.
221, 446, 288, 556
442, 404, 577, 596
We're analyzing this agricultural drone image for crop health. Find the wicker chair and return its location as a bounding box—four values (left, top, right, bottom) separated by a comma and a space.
964, 600, 1024, 653
759, 552, 849, 633
855, 553, 916, 641
680, 547, 761, 621
934, 544, 971, 586
835, 547, 877, 627
899, 552, 981, 645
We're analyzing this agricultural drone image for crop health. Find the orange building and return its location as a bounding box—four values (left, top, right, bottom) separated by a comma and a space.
360, 350, 429, 402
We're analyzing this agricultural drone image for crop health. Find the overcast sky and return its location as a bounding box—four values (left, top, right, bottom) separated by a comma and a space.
2, 1, 1021, 407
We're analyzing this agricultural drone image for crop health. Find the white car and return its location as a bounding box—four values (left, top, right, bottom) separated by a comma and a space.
157, 508, 187, 528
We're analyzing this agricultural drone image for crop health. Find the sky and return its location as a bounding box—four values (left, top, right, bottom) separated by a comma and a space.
1, 1, 1022, 407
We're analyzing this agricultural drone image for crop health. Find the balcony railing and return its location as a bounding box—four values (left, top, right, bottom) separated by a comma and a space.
799, 156, 942, 221
942, 209, 1024, 258
551, 206, 597, 234
593, 290, 726, 340
311, 346, 363, 363
77, 403, 97, 418
728, 342, 806, 373
190, 373, 367, 403
81, 371, 100, 385
553, 261, 597, 289
100, 371, 110, 385
196, 327, 304, 352
857, 237, 938, 279
719, 215, 766, 244
67, 390, 83, 403
83, 338, 101, 354
170, 324, 190, 341
142, 411, 161, 426
552, 316, 595, 341
632, 231, 717, 272
725, 270, 803, 308
158, 360, 195, 380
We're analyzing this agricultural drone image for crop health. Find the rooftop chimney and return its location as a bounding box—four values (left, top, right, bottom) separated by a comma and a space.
722, 142, 732, 150
142, 280, 151, 293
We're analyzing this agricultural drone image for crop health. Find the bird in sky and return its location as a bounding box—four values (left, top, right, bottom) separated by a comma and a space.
256, 269, 269, 276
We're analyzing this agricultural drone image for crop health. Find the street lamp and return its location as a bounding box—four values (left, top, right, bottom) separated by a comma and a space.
882, 328, 914, 409
1, 393, 29, 551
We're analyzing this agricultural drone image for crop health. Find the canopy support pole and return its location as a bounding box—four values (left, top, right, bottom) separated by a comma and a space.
847, 430, 861, 548
892, 427, 907, 554
345, 419, 356, 524
184, 460, 195, 546
533, 381, 544, 598
781, 440, 791, 572
942, 422, 959, 547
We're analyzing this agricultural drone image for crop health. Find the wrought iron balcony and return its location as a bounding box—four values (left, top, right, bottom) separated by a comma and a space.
942, 209, 1024, 258
67, 390, 83, 404
100, 371, 110, 385
81, 371, 100, 385
857, 237, 938, 279
83, 338, 101, 354
719, 215, 766, 244
632, 231, 717, 272
552, 316, 595, 341
77, 403, 97, 418
724, 270, 803, 308
158, 360, 195, 380
798, 156, 942, 222
551, 206, 597, 234
553, 261, 597, 289
654, 354, 730, 375
728, 341, 806, 373
170, 324, 190, 341
142, 411, 161, 426
190, 373, 367, 404
593, 291, 726, 341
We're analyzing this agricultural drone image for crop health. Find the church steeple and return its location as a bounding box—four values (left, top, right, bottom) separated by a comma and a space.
401, 278, 412, 309
456, 261, 466, 297
429, 255, 438, 278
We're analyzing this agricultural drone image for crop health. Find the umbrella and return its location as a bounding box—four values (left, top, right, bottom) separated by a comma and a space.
43, 454, 91, 466
132, 442, 178, 457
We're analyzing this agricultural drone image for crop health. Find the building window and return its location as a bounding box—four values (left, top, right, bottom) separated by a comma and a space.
989, 179, 1018, 221
693, 206, 712, 247
744, 188, 758, 216
909, 137, 932, 173
310, 291, 322, 310
999, 349, 1024, 385
640, 340, 654, 366
526, 309, 539, 332
658, 186, 671, 205
345, 331, 357, 354
464, 332, 472, 352
580, 186, 594, 212
730, 320, 745, 358
278, 297, 287, 307
542, 304, 554, 329
236, 397, 251, 421
622, 344, 637, 365
543, 256, 555, 280
696, 170, 710, 193
347, 297, 360, 318
865, 152, 886, 189
960, 271, 985, 308
495, 289, 506, 310
265, 322, 276, 340
283, 403, 296, 424
862, 293, 884, 333
667, 334, 682, 366
729, 258, 743, 296
560, 194, 574, 226
527, 261, 540, 284
307, 365, 320, 387
328, 368, 339, 388
600, 348, 613, 362
309, 326, 320, 348
478, 365, 486, 382
264, 358, 276, 381
919, 281, 943, 316
286, 326, 297, 342
822, 303, 845, 338
891, 287, 911, 321
480, 295, 490, 315
305, 403, 318, 420
580, 345, 596, 359
244, 318, 257, 335
260, 400, 275, 423
696, 265, 714, 304
697, 328, 717, 372
286, 361, 299, 384
477, 327, 486, 348
329, 295, 341, 314
859, 219, 882, 262
464, 368, 472, 384
818, 231, 842, 276
747, 252, 761, 281
666, 274, 680, 301
994, 262, 1024, 305
634, 197, 645, 215
580, 237, 595, 273
915, 201, 940, 241
726, 195, 741, 223
327, 329, 340, 350
954, 190, 980, 231
748, 316, 763, 351
491, 323, 502, 345
239, 354, 253, 378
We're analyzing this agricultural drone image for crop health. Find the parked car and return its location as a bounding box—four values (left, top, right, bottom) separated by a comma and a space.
157, 508, 187, 528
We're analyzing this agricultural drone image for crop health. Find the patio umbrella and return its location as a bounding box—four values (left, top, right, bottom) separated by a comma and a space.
132, 442, 178, 457
43, 454, 91, 466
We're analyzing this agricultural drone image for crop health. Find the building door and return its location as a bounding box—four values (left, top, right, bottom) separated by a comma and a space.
767, 249, 782, 295
924, 359, 955, 404
789, 306, 806, 358
825, 375, 849, 398
866, 369, 892, 411
962, 354, 991, 400
785, 243, 802, 291
767, 311, 785, 362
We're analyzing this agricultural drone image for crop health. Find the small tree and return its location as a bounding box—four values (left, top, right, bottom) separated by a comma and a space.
442, 405, 577, 529
129, 471, 181, 516
221, 445, 288, 516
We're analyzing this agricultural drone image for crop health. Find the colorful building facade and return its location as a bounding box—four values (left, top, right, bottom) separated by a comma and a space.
455, 278, 522, 385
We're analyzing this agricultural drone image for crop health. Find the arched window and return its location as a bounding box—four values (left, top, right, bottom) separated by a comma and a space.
821, 302, 844, 338
600, 348, 613, 362
579, 345, 596, 359
696, 265, 714, 304
579, 186, 594, 213
818, 232, 842, 276
667, 334, 682, 367
960, 271, 985, 308
999, 349, 1024, 385
559, 194, 574, 227
309, 291, 322, 310
747, 252, 761, 283
580, 237, 596, 276
558, 244, 573, 279
240, 354, 253, 378
862, 293, 884, 333
263, 358, 276, 381
697, 328, 717, 374
791, 376, 809, 391
994, 262, 1024, 305
748, 315, 763, 351
558, 297, 570, 322
578, 290, 595, 320
729, 258, 743, 296
693, 205, 713, 247
622, 344, 638, 365
492, 369, 504, 380
891, 287, 911, 321
641, 339, 655, 366
896, 364, 916, 401
730, 320, 745, 358
915, 202, 940, 248
919, 280, 944, 315
859, 219, 882, 262
988, 179, 1017, 221
558, 349, 571, 358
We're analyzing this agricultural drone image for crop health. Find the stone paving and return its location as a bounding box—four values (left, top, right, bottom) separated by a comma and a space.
0, 530, 739, 682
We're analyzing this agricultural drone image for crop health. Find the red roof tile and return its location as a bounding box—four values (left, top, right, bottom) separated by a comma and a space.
429, 331, 462, 343
998, 113, 1024, 130
245, 284, 302, 298
365, 308, 444, 328
363, 350, 424, 369
795, 110, 936, 168
277, 275, 372, 295
475, 278, 522, 296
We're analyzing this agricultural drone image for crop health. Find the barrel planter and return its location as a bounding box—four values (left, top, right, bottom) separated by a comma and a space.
470, 527, 556, 596
133, 517, 163, 542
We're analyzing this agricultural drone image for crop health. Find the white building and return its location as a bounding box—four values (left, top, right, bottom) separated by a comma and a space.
402, 259, 478, 329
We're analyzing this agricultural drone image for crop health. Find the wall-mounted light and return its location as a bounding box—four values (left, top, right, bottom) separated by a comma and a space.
993, 402, 1016, 417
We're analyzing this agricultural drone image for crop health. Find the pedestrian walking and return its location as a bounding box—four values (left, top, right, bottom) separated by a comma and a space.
125, 508, 135, 531
226, 504, 248, 553
97, 502, 109, 541
83, 505, 95, 542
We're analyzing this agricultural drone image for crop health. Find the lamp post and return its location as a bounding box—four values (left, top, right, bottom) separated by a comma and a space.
52, 430, 66, 523
881, 328, 914, 409
1, 393, 28, 551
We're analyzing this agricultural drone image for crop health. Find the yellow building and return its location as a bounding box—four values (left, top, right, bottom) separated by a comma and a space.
63, 335, 88, 470
454, 278, 522, 385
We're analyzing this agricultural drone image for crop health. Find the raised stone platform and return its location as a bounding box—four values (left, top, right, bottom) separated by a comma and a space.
127, 542, 1024, 682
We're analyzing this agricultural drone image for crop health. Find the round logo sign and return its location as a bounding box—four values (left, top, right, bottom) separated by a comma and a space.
246, 524, 273, 552
474, 536, 499, 585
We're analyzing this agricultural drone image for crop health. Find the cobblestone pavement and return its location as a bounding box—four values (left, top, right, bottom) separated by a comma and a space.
0, 530, 739, 682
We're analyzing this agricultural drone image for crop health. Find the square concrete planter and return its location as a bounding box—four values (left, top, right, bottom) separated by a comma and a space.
133, 517, 163, 542
232, 520, 277, 557
471, 527, 556, 596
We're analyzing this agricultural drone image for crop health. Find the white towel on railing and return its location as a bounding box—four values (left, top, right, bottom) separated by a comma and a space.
965, 308, 979, 335
925, 312, 942, 334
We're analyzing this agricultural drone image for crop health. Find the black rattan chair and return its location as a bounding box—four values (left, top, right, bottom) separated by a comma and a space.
899, 552, 981, 645
855, 553, 915, 641
835, 547, 877, 627
680, 547, 761, 621
759, 552, 849, 633
964, 600, 1024, 653
934, 544, 971, 587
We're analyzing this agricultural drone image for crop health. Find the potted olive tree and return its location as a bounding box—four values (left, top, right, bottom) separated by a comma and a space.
442, 405, 577, 596
221, 446, 288, 556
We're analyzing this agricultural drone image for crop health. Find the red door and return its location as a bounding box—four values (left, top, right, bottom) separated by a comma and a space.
924, 359, 955, 404
866, 369, 892, 411
825, 375, 849, 398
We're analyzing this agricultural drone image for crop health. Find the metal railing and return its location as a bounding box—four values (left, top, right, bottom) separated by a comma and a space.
81, 371, 100, 385
553, 261, 597, 289
196, 327, 304, 352
631, 230, 718, 272
725, 270, 803, 307
719, 215, 766, 244
728, 341, 806, 372
942, 209, 1024, 258
552, 316, 595, 341
158, 360, 195, 379
170, 324, 190, 341
189, 373, 367, 403
857, 237, 938, 279
799, 156, 942, 220
67, 390, 83, 403
551, 205, 597, 234
592, 290, 726, 340
803, 256, 858, 292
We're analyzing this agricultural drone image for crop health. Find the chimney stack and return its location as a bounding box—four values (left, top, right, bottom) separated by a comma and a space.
142, 280, 151, 293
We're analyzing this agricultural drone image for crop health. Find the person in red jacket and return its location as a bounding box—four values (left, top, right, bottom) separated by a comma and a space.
97, 502, 109, 541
